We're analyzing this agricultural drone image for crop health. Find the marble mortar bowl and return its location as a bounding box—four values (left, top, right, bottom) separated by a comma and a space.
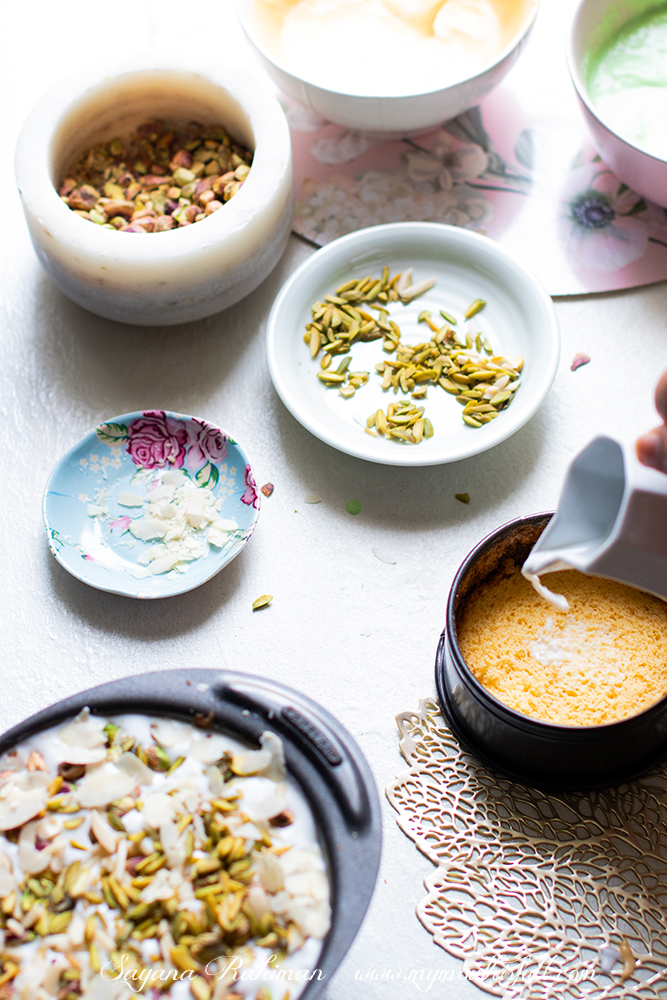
15, 60, 293, 326
568, 0, 667, 209
235, 0, 539, 137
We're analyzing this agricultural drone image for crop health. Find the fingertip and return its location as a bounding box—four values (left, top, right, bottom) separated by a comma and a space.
637, 430, 664, 470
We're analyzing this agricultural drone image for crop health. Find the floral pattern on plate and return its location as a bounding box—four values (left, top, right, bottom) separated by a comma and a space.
43, 411, 260, 599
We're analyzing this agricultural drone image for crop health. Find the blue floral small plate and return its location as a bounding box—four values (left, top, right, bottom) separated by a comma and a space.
43, 411, 260, 599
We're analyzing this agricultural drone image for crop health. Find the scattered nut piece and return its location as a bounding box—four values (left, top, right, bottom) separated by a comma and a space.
464, 298, 486, 319
455, 493, 470, 504
571, 353, 591, 371
619, 938, 635, 982
372, 547, 396, 565
268, 810, 294, 827
252, 594, 273, 610
58, 762, 86, 781
260, 483, 274, 497
27, 752, 47, 772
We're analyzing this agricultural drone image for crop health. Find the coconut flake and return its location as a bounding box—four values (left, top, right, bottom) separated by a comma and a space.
58, 708, 107, 750
117, 492, 144, 507
231, 750, 272, 776
285, 898, 331, 939
0, 785, 49, 832
116, 752, 153, 786
244, 792, 285, 827
67, 910, 86, 947
206, 765, 224, 799
0, 869, 13, 895
256, 852, 284, 892
150, 719, 192, 747
372, 547, 396, 565
19, 821, 51, 874
189, 734, 231, 765
284, 868, 329, 902
395, 268, 412, 294
235, 821, 263, 841
129, 518, 168, 542
140, 867, 183, 904
140, 792, 176, 828
77, 762, 136, 808
114, 834, 128, 882
90, 810, 120, 853
51, 742, 108, 766
399, 276, 436, 301
259, 732, 286, 782
159, 820, 179, 853
245, 885, 272, 920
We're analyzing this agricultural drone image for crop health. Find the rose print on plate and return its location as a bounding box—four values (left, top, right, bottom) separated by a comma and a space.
43, 411, 260, 599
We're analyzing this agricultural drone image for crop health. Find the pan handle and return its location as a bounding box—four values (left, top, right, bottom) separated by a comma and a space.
217, 675, 373, 832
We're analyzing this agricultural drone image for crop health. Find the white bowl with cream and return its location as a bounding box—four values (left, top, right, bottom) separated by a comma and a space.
15, 58, 293, 326
236, 0, 539, 136
569, 0, 667, 208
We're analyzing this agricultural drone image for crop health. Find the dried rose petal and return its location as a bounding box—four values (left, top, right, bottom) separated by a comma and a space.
571, 353, 591, 371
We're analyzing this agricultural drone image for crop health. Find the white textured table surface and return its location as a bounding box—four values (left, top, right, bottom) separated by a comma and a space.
2, 2, 667, 997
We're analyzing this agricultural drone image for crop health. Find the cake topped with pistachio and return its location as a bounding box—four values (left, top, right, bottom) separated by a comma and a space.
0, 712, 329, 1000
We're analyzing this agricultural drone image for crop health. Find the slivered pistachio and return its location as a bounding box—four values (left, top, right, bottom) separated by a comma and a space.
48, 911, 73, 934
314, 276, 520, 438
88, 942, 101, 974
166, 755, 185, 777
439, 309, 457, 325
464, 298, 486, 318
170, 946, 199, 973
490, 391, 511, 406
190, 977, 212, 1000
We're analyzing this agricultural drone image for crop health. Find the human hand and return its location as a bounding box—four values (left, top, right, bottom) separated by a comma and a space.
636, 370, 667, 473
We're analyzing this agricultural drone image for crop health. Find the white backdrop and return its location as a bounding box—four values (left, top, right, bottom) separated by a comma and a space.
2, 1, 667, 996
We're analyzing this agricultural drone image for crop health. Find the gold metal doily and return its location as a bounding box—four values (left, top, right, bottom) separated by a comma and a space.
386, 699, 667, 999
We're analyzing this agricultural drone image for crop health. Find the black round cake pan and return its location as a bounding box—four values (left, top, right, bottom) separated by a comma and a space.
435, 512, 667, 792
0, 668, 382, 1000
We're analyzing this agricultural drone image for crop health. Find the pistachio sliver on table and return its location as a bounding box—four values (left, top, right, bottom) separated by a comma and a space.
0, 712, 330, 1000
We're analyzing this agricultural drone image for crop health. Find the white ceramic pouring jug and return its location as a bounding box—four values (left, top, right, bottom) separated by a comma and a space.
523, 435, 667, 602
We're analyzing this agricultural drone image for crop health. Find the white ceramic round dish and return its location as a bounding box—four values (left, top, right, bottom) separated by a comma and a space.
15, 58, 292, 326
235, 0, 539, 136
568, 0, 667, 208
43, 410, 260, 598
266, 223, 559, 467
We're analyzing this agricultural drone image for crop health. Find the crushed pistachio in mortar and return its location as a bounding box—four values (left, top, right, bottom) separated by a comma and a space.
59, 121, 253, 232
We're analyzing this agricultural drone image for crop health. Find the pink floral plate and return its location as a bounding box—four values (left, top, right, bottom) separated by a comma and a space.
43, 411, 260, 599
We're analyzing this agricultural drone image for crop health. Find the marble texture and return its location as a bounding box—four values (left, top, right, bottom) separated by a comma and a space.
2, 1, 667, 997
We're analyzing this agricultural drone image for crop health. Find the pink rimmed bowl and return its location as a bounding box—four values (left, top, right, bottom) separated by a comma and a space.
568, 0, 667, 208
